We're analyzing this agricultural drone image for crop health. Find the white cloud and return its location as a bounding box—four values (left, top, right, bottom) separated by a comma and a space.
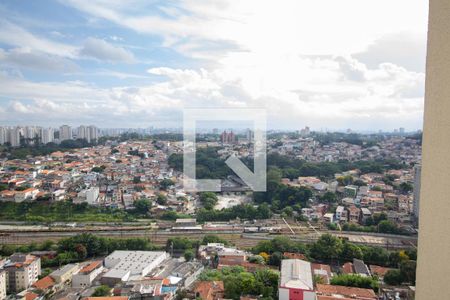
79, 37, 135, 63
0, 52, 425, 130
0, 20, 78, 59
354, 32, 427, 72
0, 1, 428, 129
0, 47, 79, 72
63, 0, 428, 58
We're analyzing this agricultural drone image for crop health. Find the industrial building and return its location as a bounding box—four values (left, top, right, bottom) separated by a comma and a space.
101, 251, 168, 285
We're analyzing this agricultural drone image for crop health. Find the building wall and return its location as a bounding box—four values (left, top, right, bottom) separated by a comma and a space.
72, 266, 103, 288
279, 288, 316, 300
51, 264, 79, 283
416, 0, 450, 298
0, 271, 6, 300
5, 258, 40, 293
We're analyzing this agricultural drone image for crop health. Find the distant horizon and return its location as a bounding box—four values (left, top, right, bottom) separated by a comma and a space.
0, 123, 422, 134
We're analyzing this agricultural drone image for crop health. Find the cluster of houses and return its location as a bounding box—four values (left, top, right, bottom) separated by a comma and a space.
283, 167, 418, 229
0, 141, 196, 214
269, 134, 421, 164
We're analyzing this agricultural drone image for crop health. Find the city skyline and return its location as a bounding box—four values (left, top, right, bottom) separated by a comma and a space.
0, 0, 428, 130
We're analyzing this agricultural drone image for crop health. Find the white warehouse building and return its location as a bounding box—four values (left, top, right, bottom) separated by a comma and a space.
102, 251, 168, 284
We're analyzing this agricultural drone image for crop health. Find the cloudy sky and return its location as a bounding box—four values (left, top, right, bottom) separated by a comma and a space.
0, 0, 428, 131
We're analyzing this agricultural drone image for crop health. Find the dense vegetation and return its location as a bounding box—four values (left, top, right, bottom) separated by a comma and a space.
166, 235, 231, 253
342, 220, 410, 235
0, 201, 135, 222
2, 139, 96, 159
252, 235, 416, 268
163, 234, 416, 291
196, 203, 271, 222
199, 266, 279, 300
330, 274, 379, 291
265, 153, 405, 180
253, 168, 312, 210
384, 260, 417, 285
0, 233, 159, 267
168, 148, 405, 181
168, 147, 237, 179
92, 285, 112, 297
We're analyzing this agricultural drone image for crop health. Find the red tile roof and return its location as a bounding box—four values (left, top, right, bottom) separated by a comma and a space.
311, 263, 333, 284
316, 284, 377, 299
194, 281, 224, 300
283, 252, 308, 260
79, 261, 102, 274
317, 296, 354, 300
342, 262, 354, 274
369, 265, 392, 277
33, 275, 56, 290
25, 292, 39, 300
85, 297, 128, 300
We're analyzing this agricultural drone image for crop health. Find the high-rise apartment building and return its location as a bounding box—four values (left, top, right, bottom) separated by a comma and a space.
77, 125, 86, 140
77, 125, 97, 143
87, 125, 98, 143
0, 127, 7, 145
246, 128, 254, 142
8, 127, 21, 147
24, 126, 37, 141
59, 125, 72, 141
220, 130, 236, 144
40, 127, 54, 144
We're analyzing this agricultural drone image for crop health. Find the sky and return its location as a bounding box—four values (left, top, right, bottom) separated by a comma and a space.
0, 0, 428, 131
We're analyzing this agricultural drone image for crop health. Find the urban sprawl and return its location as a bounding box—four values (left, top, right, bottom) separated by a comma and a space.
0, 125, 421, 300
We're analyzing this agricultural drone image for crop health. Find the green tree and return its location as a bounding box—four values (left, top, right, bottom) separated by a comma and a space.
159, 179, 175, 190
337, 175, 354, 186
340, 242, 363, 261
201, 235, 229, 246
199, 192, 218, 210
75, 244, 87, 260
133, 176, 141, 184
184, 249, 195, 261
331, 274, 379, 292
400, 260, 416, 285
378, 220, 398, 234
399, 182, 413, 194
91, 166, 105, 173
353, 179, 367, 187
156, 194, 168, 205
134, 199, 152, 214
361, 246, 390, 266
384, 269, 403, 285
92, 285, 111, 297
248, 255, 265, 265
320, 191, 337, 203
282, 206, 294, 217
311, 234, 343, 261
269, 252, 283, 266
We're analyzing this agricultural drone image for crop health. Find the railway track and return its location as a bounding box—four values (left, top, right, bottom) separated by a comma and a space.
0, 227, 417, 250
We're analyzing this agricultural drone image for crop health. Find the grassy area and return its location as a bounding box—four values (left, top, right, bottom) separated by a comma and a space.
0, 201, 136, 223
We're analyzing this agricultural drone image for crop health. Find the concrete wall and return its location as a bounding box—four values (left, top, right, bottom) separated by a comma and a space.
416, 0, 450, 298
